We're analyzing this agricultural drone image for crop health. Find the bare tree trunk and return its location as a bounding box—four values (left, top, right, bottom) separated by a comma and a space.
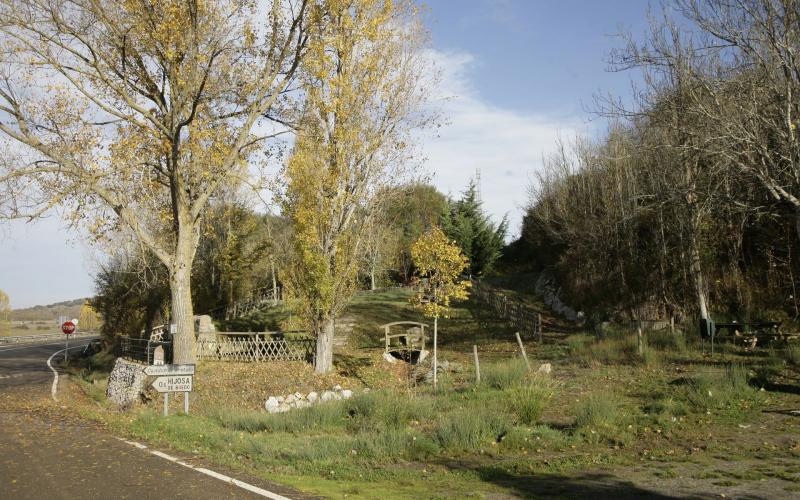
796, 206, 800, 244
314, 316, 335, 374
270, 257, 278, 305
432, 315, 438, 388
370, 266, 376, 291
169, 261, 196, 364
636, 321, 644, 357
688, 224, 709, 320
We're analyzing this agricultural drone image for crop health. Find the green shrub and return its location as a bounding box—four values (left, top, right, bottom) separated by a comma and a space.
509, 377, 556, 425
784, 344, 800, 367
352, 427, 410, 460
569, 331, 658, 366
685, 364, 765, 419
344, 391, 436, 430
216, 402, 346, 433
574, 393, 621, 430
643, 397, 688, 421
567, 334, 593, 353
501, 424, 569, 450
752, 353, 783, 387
648, 330, 687, 353
434, 409, 510, 451
405, 431, 440, 459
574, 393, 626, 444
482, 359, 528, 390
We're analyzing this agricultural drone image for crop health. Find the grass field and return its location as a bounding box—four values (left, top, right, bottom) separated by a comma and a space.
65, 289, 800, 498
0, 320, 60, 337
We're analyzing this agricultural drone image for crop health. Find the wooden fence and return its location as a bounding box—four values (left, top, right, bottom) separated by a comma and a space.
471, 280, 543, 341
196, 335, 314, 362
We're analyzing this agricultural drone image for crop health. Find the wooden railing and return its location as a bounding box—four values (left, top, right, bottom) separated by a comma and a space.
470, 280, 543, 341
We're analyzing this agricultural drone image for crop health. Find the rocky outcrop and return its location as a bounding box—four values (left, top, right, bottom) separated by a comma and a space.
535, 272, 583, 324
106, 358, 147, 407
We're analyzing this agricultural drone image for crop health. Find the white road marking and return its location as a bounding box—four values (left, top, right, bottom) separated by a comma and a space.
46, 342, 91, 401
40, 342, 289, 498
116, 438, 291, 499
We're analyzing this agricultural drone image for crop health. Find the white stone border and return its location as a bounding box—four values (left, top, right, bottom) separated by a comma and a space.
265, 384, 358, 413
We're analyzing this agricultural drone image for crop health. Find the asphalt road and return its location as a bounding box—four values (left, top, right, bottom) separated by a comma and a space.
0, 339, 305, 500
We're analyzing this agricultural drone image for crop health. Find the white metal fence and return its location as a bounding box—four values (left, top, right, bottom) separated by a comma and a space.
0, 332, 96, 345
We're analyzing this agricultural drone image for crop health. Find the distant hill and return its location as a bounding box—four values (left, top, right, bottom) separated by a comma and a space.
11, 298, 88, 322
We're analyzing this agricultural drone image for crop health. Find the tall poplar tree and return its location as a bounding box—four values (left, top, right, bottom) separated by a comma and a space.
281, 0, 430, 373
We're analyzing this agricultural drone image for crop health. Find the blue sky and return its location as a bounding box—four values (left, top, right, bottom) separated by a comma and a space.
427, 0, 652, 118
0, 0, 654, 308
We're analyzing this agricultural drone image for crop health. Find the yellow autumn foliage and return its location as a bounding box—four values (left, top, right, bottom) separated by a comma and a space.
282, 0, 427, 335
78, 301, 102, 332
410, 226, 471, 319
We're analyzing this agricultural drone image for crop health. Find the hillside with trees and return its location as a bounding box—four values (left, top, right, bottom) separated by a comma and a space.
10, 298, 86, 322
514, 0, 800, 328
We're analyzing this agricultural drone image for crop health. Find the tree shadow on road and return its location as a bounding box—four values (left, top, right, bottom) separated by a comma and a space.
441, 462, 683, 499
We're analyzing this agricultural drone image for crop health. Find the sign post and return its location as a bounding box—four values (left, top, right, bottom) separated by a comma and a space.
145, 364, 195, 416
61, 321, 76, 362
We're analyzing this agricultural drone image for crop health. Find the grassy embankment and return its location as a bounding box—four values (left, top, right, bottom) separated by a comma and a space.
67, 289, 800, 498
0, 320, 60, 337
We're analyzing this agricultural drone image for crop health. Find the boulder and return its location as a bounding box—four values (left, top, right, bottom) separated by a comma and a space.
294, 391, 304, 400
286, 394, 298, 404
106, 358, 147, 407
265, 397, 283, 413
537, 363, 552, 375
195, 315, 218, 344
307, 391, 319, 403
321, 391, 335, 401
382, 352, 397, 364
332, 384, 343, 392
341, 389, 353, 399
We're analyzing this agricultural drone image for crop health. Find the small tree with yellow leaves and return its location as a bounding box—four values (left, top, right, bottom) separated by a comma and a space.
0, 289, 10, 335
410, 227, 470, 388
78, 301, 102, 332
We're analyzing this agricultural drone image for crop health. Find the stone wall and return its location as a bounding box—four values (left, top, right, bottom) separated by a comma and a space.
106, 358, 147, 407
535, 271, 583, 324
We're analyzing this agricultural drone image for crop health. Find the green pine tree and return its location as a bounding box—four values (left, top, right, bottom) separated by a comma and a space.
441, 180, 508, 276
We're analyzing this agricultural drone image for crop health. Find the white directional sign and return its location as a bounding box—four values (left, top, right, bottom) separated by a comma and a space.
152, 375, 193, 393
144, 364, 195, 376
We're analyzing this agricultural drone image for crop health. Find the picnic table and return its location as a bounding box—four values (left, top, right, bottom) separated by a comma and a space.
714, 321, 781, 337
699, 318, 784, 352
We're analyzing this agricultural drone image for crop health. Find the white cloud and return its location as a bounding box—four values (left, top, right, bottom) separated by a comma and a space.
418, 50, 582, 239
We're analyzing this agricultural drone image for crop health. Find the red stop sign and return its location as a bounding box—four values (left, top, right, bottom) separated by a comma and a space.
61, 321, 75, 335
